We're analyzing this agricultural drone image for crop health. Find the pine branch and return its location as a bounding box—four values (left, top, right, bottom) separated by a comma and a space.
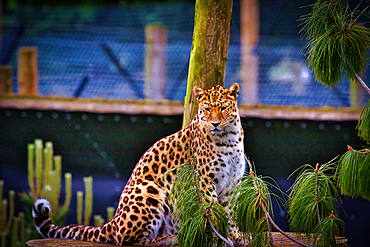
354, 71, 370, 96
300, 0, 370, 87
346, 59, 370, 95
261, 202, 312, 247
249, 171, 312, 247
314, 164, 321, 224
249, 171, 274, 247
188, 153, 234, 247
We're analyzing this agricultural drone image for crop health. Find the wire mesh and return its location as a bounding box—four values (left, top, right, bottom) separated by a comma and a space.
1, 1, 368, 107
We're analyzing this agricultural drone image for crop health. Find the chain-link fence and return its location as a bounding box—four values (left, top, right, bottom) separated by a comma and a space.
1, 1, 368, 107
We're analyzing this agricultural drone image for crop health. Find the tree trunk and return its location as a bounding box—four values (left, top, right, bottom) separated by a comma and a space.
182, 0, 233, 128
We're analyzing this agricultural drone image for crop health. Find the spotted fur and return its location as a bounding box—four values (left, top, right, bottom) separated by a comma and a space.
33, 83, 246, 246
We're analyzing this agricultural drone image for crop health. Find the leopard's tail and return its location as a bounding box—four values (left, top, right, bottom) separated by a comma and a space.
33, 199, 114, 243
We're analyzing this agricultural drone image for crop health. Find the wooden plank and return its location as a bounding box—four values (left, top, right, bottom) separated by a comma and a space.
26, 238, 116, 247
26, 233, 347, 246
0, 96, 361, 121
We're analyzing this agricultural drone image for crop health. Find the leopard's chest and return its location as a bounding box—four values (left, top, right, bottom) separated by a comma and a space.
211, 133, 245, 196
193, 126, 246, 198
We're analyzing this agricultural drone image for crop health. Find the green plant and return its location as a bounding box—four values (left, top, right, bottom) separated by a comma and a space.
0, 181, 32, 247
288, 162, 344, 247
19, 139, 72, 239
229, 161, 274, 247
169, 157, 231, 247
300, 0, 370, 88
335, 146, 370, 201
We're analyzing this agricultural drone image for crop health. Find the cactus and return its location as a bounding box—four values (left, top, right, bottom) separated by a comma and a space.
0, 181, 31, 247
76, 176, 97, 226
19, 139, 72, 227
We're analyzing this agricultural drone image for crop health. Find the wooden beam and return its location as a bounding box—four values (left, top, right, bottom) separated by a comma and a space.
0, 96, 361, 121
26, 232, 347, 247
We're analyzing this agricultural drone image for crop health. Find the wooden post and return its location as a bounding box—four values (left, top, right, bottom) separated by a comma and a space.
144, 24, 167, 102
0, 66, 12, 94
17, 47, 38, 96
182, 0, 233, 128
240, 0, 259, 105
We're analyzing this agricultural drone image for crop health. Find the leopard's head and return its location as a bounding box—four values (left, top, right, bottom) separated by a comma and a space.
194, 83, 240, 134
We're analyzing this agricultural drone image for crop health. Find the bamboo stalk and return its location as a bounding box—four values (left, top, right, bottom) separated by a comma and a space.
43, 142, 53, 188
18, 212, 25, 245
0, 199, 6, 247
27, 144, 35, 197
6, 191, 14, 234
107, 207, 115, 221
94, 215, 104, 227
47, 171, 57, 216
34, 139, 43, 199
61, 172, 72, 216
54, 155, 62, 211
12, 217, 20, 247
77, 191, 83, 225
83, 177, 93, 226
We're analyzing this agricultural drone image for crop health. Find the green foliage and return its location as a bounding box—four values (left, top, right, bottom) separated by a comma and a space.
169, 163, 229, 247
229, 159, 276, 247
300, 0, 370, 86
357, 99, 370, 144
336, 147, 370, 201
312, 212, 345, 247
288, 161, 340, 239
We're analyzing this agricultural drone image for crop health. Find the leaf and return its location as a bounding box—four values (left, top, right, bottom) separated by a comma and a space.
288, 162, 340, 239
357, 99, 370, 144
358, 151, 370, 201
335, 149, 364, 197
300, 0, 370, 87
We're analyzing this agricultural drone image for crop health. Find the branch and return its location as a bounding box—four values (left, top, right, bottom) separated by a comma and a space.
250, 172, 274, 246
189, 154, 234, 247
250, 171, 312, 247
260, 202, 312, 247
354, 72, 370, 96
314, 163, 321, 224
346, 59, 370, 96
208, 218, 234, 247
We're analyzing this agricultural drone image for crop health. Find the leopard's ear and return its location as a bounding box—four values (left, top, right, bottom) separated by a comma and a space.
227, 83, 239, 100
193, 86, 206, 101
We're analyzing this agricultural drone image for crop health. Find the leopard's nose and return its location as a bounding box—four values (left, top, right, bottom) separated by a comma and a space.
211, 121, 221, 127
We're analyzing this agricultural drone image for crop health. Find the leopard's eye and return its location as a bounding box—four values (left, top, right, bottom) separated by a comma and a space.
204, 107, 210, 112
221, 106, 228, 111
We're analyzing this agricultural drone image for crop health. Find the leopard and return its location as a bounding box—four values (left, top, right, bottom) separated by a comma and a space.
32, 83, 247, 246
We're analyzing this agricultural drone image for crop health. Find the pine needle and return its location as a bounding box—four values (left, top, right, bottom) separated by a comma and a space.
229, 158, 277, 247
357, 99, 370, 144
312, 212, 345, 247
335, 149, 364, 197
357, 150, 370, 201
169, 162, 229, 247
288, 162, 340, 241
300, 0, 370, 87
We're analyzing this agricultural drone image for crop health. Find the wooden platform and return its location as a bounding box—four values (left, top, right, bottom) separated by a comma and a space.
26, 232, 347, 246
0, 96, 361, 121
